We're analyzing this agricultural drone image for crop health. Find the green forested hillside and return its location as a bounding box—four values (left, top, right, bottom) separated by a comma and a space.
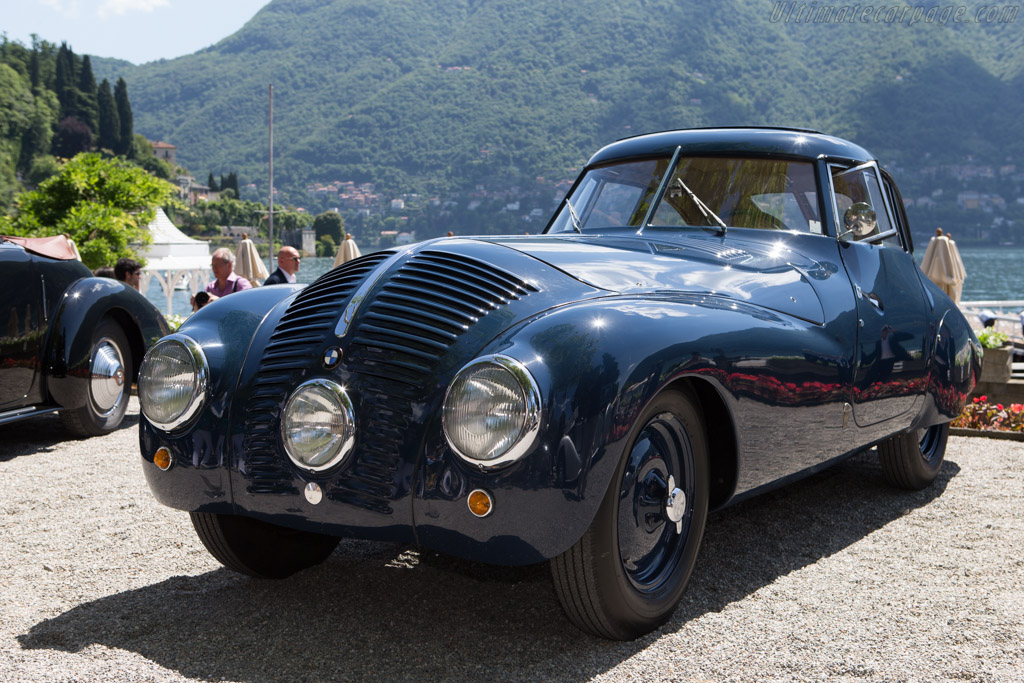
87, 0, 1021, 228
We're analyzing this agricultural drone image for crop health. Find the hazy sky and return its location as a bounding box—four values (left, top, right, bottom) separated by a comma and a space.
3, 0, 271, 64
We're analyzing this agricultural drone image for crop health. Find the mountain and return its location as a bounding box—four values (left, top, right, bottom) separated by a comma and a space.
93, 0, 1023, 210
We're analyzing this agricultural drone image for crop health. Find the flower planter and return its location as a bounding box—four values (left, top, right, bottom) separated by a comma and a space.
980, 345, 1013, 384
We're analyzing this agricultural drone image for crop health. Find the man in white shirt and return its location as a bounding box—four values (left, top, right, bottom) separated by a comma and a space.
264, 246, 302, 285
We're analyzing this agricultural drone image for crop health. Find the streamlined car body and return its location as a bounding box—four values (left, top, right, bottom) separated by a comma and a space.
137, 128, 980, 640
1, 235, 168, 436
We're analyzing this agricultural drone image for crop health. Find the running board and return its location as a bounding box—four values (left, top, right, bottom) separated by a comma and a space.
0, 405, 61, 426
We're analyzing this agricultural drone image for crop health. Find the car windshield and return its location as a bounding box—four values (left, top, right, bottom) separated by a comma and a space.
547, 156, 822, 235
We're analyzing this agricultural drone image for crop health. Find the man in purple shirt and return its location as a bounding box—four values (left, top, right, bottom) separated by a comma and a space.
205, 248, 252, 297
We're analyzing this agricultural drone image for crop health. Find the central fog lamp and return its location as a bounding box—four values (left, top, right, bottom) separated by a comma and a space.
282, 379, 356, 472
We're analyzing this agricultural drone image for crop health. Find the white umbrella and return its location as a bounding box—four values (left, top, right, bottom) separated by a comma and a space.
332, 234, 362, 268
235, 236, 269, 285
920, 232, 965, 302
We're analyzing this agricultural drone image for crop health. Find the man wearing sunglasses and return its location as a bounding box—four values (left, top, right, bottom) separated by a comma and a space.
264, 246, 302, 286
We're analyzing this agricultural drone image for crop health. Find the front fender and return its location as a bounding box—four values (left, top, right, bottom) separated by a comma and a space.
139, 284, 301, 512
413, 294, 762, 564
46, 277, 169, 410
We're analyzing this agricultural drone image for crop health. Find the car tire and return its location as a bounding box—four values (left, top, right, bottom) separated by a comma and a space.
550, 387, 709, 640
60, 318, 132, 437
878, 422, 949, 490
190, 512, 341, 579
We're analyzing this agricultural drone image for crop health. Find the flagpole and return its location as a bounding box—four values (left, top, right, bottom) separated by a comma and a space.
267, 83, 274, 274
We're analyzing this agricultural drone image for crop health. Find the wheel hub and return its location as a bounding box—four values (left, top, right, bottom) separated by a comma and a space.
664, 475, 686, 534
90, 339, 126, 415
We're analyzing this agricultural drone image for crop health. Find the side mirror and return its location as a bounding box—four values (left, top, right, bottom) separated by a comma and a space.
838, 202, 877, 242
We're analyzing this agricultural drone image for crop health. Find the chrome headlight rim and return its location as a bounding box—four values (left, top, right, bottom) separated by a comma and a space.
138, 333, 209, 431
282, 378, 356, 473
442, 354, 542, 470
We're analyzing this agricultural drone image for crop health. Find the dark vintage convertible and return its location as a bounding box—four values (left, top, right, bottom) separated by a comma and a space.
137, 128, 980, 640
1, 235, 168, 436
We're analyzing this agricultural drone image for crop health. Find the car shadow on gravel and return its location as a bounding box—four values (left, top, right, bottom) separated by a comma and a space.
17, 450, 958, 682
0, 411, 140, 461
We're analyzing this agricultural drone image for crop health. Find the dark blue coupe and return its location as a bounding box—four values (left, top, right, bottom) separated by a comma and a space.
137, 128, 980, 640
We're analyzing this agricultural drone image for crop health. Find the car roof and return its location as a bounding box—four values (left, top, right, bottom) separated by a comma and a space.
587, 127, 875, 166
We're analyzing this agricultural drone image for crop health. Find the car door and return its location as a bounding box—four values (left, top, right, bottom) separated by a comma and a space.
0, 245, 45, 409
830, 161, 930, 431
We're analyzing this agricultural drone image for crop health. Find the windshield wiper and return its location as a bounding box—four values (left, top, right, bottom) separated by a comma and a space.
676, 178, 727, 236
565, 198, 583, 233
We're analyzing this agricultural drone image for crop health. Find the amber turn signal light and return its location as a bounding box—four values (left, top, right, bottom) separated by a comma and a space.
467, 489, 494, 518
153, 447, 173, 471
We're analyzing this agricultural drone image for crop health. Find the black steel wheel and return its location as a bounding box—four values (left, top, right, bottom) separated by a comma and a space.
878, 422, 949, 490
190, 512, 341, 579
551, 388, 709, 640
61, 318, 132, 437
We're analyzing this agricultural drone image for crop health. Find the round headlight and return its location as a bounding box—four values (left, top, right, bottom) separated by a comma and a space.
282, 379, 355, 472
443, 355, 541, 468
139, 334, 208, 431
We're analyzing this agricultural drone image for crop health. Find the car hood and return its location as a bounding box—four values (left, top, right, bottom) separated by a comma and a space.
476, 233, 831, 324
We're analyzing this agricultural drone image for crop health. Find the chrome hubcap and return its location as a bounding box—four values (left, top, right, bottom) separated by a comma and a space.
665, 475, 686, 534
90, 339, 126, 416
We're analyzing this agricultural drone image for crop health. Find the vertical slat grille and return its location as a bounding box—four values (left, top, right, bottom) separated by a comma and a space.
330, 250, 538, 508
242, 252, 391, 494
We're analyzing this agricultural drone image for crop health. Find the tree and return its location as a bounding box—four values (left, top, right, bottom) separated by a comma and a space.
7, 153, 176, 268
317, 234, 336, 257
96, 79, 119, 152
113, 78, 132, 156
312, 210, 344, 242
51, 116, 92, 158
53, 43, 74, 118
207, 172, 219, 191
75, 55, 98, 133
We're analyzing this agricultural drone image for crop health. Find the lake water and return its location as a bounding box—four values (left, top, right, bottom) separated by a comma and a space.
147, 245, 1024, 318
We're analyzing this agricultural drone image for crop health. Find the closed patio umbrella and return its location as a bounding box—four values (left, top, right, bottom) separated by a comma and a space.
920, 228, 966, 303
235, 234, 269, 285
332, 234, 362, 268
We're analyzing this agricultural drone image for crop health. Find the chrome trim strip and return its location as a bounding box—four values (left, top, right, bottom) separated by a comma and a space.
442, 354, 543, 471
138, 333, 209, 431
334, 248, 410, 339
0, 406, 61, 425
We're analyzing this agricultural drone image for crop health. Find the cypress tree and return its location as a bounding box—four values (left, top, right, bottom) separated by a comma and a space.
207, 173, 219, 191
114, 78, 133, 156
97, 78, 119, 151
76, 55, 99, 133
54, 43, 74, 118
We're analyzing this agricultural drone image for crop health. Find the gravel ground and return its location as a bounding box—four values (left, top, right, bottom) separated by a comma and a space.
2, 398, 1023, 683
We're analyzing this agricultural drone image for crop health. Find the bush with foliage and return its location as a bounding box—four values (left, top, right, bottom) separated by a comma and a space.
4, 152, 175, 268
976, 329, 1010, 349
952, 395, 1024, 432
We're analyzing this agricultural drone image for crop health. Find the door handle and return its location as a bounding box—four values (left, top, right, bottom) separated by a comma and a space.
854, 284, 883, 311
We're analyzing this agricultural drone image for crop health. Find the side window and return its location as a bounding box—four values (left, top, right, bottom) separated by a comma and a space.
830, 163, 901, 248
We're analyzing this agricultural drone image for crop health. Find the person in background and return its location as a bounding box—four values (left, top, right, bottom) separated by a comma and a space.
263, 246, 301, 285
93, 266, 115, 278
190, 291, 218, 312
205, 248, 251, 297
114, 257, 141, 290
